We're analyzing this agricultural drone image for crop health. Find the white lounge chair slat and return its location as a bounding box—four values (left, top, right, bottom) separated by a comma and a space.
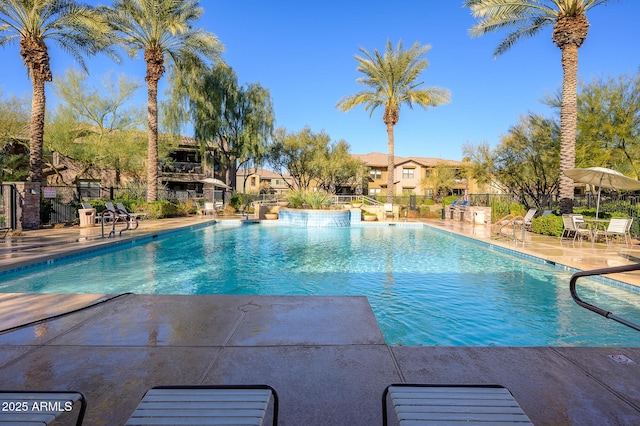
142, 394, 270, 402
1, 412, 57, 422
393, 397, 523, 406
399, 420, 530, 426
126, 387, 274, 426
386, 385, 532, 425
138, 401, 268, 409
127, 418, 264, 425
396, 405, 530, 414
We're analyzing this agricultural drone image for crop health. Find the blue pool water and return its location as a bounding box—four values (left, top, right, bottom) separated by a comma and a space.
2, 222, 640, 346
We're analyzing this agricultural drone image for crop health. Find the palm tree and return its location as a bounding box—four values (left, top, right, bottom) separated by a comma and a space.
0, 0, 112, 183
464, 0, 613, 214
105, 0, 223, 202
337, 40, 450, 203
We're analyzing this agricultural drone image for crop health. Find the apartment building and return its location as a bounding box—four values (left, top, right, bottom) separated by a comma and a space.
236, 168, 293, 195
352, 152, 472, 197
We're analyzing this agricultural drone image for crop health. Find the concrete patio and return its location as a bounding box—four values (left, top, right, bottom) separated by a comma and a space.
0, 216, 640, 425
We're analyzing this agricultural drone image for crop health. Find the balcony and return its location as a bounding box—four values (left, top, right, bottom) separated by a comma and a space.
161, 161, 204, 183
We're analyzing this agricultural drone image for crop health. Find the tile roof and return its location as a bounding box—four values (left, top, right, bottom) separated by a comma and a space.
352, 152, 463, 167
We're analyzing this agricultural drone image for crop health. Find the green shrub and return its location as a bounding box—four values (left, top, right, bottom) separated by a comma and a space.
286, 190, 332, 209
176, 199, 198, 216
509, 204, 527, 217
531, 214, 563, 237
40, 198, 54, 223
144, 200, 180, 218
442, 195, 458, 206
286, 190, 305, 208
489, 199, 526, 222
304, 190, 332, 209
229, 193, 253, 210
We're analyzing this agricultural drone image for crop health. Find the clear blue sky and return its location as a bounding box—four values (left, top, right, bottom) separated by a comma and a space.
0, 1, 638, 161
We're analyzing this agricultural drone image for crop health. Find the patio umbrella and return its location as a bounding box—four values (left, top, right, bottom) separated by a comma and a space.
201, 177, 231, 201
564, 167, 640, 218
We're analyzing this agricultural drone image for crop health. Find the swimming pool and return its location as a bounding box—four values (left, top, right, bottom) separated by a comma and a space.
2, 222, 640, 346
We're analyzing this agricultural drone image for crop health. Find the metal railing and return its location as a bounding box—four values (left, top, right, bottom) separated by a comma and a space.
570, 263, 640, 332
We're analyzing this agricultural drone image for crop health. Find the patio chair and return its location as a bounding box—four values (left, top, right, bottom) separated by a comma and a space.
382, 384, 532, 426
593, 217, 633, 247
0, 390, 86, 426
203, 202, 216, 216
125, 385, 278, 426
384, 203, 396, 220
456, 200, 469, 210
104, 201, 139, 231
561, 214, 591, 242
117, 202, 148, 220
516, 208, 537, 230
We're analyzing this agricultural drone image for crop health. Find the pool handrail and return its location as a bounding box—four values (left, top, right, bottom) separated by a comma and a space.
570, 263, 640, 332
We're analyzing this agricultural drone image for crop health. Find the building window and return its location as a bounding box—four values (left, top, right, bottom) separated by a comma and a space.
77, 180, 100, 199
369, 169, 382, 180
250, 177, 256, 186
369, 188, 381, 196
402, 168, 415, 179
402, 187, 415, 195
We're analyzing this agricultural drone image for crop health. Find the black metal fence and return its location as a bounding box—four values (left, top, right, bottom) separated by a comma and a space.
38, 184, 640, 227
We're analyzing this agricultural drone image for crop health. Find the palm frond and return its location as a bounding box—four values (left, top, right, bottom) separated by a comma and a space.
108, 0, 223, 66
337, 39, 450, 123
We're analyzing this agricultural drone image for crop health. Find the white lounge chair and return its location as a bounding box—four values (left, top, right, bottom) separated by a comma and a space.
126, 385, 278, 426
384, 203, 396, 220
203, 202, 216, 216
561, 214, 591, 243
117, 202, 148, 220
515, 208, 537, 230
594, 217, 633, 246
383, 384, 532, 425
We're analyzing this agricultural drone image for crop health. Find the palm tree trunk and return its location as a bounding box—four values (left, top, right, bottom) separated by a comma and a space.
558, 44, 579, 214
28, 77, 46, 183
146, 78, 159, 202
386, 122, 395, 203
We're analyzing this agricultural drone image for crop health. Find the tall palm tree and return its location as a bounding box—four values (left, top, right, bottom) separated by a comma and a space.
464, 0, 613, 214
337, 40, 451, 203
0, 0, 112, 183
105, 0, 223, 202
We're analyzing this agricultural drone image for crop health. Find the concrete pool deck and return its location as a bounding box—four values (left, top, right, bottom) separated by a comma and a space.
1, 216, 640, 424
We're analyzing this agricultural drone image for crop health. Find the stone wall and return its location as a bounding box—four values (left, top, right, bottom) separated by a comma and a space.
3, 182, 41, 230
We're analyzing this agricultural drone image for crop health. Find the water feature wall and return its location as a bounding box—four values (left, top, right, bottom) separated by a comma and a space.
278, 208, 356, 227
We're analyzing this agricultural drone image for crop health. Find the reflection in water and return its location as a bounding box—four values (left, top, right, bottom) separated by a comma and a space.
145, 242, 159, 346
3, 224, 640, 346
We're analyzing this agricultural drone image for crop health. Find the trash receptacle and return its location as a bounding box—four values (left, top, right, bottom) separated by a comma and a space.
79, 208, 96, 227
441, 208, 446, 220
474, 210, 485, 224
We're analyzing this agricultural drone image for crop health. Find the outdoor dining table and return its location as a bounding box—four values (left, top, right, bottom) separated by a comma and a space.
583, 218, 610, 242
